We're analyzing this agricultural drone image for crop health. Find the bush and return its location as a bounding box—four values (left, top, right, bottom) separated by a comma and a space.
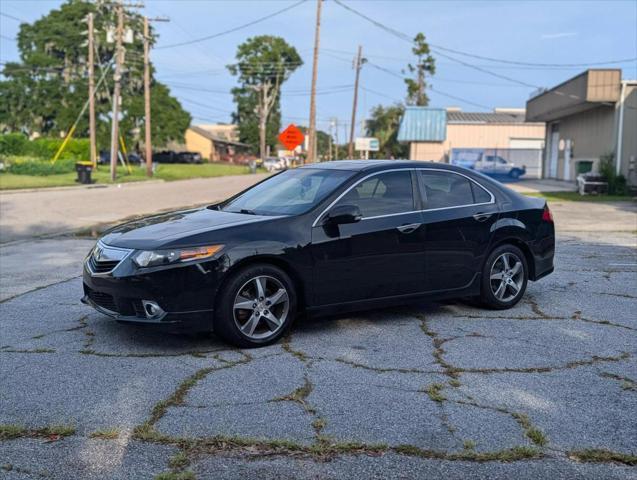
0, 133, 29, 157
2, 156, 76, 175
0, 135, 90, 161
599, 153, 628, 196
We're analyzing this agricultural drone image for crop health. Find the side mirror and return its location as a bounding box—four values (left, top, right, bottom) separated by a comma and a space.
325, 204, 362, 225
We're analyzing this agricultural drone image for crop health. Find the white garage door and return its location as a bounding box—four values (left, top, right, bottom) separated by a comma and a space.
509, 138, 544, 149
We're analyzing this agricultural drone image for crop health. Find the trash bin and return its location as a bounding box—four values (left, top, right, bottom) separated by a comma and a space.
75, 161, 93, 184
576, 161, 594, 175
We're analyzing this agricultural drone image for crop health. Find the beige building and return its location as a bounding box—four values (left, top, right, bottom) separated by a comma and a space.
398, 107, 546, 167
526, 69, 637, 185
184, 124, 253, 164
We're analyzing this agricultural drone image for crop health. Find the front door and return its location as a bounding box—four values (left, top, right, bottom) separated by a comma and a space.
417, 170, 499, 292
311, 170, 425, 306
548, 124, 560, 178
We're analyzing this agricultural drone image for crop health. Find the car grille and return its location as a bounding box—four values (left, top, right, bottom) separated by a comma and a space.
88, 289, 118, 312
87, 241, 132, 275
88, 256, 121, 274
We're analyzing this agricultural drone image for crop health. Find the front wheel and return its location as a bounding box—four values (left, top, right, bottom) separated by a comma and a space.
480, 244, 528, 309
214, 264, 296, 348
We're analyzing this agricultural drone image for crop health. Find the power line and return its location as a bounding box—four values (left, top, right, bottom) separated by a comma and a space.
156, 0, 307, 50
331, 0, 636, 68
0, 12, 25, 23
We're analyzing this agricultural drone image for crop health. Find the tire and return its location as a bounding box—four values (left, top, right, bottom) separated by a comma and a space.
213, 264, 297, 348
480, 244, 528, 309
509, 169, 521, 180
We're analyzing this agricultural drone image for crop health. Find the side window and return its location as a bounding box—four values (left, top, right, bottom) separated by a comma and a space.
420, 171, 486, 209
471, 182, 492, 204
336, 170, 414, 218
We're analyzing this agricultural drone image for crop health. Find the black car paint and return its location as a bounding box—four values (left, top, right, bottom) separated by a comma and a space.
82, 160, 554, 329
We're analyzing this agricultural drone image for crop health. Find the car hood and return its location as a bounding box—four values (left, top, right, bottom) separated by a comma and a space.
101, 207, 274, 250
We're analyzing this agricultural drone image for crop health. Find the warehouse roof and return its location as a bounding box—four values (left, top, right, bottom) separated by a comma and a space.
397, 107, 447, 142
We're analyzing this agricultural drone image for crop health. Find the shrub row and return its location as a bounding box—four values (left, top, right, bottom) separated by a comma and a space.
1, 156, 76, 175
0, 134, 90, 161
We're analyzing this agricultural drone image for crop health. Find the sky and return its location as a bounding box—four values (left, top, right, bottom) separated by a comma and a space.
1, 0, 636, 140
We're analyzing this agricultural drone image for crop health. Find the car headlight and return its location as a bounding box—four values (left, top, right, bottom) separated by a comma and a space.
132, 245, 223, 268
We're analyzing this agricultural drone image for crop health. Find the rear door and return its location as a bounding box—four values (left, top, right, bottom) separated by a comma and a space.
311, 169, 425, 306
417, 169, 499, 292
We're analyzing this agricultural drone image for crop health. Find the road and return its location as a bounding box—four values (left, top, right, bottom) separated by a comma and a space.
0, 173, 268, 244
0, 184, 636, 479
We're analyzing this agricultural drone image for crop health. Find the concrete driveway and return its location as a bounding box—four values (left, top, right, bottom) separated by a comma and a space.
1, 194, 636, 478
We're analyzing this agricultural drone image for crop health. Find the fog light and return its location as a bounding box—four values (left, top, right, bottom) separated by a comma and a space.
141, 300, 165, 319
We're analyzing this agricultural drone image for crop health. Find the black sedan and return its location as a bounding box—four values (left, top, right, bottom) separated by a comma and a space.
82, 160, 555, 347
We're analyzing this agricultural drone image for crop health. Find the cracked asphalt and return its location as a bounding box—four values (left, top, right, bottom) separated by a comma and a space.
1, 201, 636, 479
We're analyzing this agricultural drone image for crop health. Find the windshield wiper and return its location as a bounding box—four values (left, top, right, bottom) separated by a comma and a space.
239, 209, 257, 215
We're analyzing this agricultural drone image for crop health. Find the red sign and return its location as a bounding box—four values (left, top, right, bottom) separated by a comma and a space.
278, 124, 305, 151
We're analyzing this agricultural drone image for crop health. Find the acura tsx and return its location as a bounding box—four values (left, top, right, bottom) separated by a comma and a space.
82, 160, 555, 347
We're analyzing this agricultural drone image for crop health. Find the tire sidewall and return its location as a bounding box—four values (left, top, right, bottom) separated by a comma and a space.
214, 264, 297, 348
481, 244, 528, 309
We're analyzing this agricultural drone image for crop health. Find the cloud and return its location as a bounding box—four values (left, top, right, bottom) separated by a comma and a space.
540, 32, 578, 40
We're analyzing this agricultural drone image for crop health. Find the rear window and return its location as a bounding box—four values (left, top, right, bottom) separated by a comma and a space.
420, 171, 491, 209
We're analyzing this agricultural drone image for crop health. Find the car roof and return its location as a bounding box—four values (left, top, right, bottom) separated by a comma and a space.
299, 160, 455, 172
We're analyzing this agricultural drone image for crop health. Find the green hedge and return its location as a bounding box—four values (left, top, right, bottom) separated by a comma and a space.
1, 156, 76, 175
0, 134, 90, 161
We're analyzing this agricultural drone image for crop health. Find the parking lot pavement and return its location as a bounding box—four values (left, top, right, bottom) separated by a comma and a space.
1, 202, 636, 479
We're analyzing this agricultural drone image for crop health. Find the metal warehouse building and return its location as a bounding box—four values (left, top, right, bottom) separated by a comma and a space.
397, 107, 546, 177
526, 69, 637, 185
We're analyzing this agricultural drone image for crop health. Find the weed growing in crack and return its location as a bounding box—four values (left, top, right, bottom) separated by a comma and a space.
155, 472, 196, 480
89, 428, 120, 440
0, 424, 75, 440
511, 413, 548, 447
568, 449, 637, 466
423, 383, 446, 403
463, 440, 476, 450
168, 451, 190, 470
271, 376, 315, 414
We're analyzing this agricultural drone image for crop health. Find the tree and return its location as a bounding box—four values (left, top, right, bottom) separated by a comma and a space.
404, 33, 436, 106
228, 36, 302, 160
297, 126, 331, 160
366, 104, 408, 159
0, 0, 190, 148
231, 87, 281, 155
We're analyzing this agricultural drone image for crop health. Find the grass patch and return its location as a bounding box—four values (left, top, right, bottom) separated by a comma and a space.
568, 448, 637, 466
463, 440, 476, 450
449, 379, 461, 388
512, 413, 548, 447
89, 428, 120, 440
524, 191, 634, 202
168, 451, 190, 470
0, 163, 256, 190
0, 423, 75, 440
423, 383, 446, 403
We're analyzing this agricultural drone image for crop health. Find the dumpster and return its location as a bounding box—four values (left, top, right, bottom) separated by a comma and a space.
75, 161, 93, 184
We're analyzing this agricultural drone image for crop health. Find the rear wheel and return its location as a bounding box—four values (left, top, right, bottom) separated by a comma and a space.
480, 244, 528, 309
214, 264, 296, 348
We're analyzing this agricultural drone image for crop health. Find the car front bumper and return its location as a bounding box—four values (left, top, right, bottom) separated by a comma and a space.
82, 255, 226, 331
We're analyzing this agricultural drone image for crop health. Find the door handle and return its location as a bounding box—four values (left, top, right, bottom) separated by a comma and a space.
396, 223, 421, 234
473, 212, 493, 222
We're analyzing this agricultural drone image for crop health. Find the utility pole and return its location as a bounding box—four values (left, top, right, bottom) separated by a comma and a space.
306, 0, 322, 164
143, 16, 152, 177
109, 1, 124, 181
143, 16, 169, 177
348, 45, 363, 159
87, 12, 97, 167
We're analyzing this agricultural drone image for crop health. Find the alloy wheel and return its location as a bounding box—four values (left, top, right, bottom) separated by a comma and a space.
233, 275, 290, 340
489, 252, 524, 303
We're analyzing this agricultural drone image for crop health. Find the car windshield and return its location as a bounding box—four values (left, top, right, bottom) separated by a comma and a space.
221, 168, 354, 216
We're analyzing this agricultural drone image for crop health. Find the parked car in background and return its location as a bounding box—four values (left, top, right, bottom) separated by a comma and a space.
82, 160, 555, 348
263, 157, 286, 172
177, 151, 203, 164
152, 151, 203, 164
474, 155, 526, 179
